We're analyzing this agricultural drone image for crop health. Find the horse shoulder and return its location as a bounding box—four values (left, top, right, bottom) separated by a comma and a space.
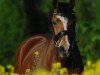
14, 35, 51, 74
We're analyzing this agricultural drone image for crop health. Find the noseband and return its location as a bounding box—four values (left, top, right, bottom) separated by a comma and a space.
54, 30, 78, 58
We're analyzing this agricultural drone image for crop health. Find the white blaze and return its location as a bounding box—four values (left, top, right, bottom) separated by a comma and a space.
57, 15, 70, 52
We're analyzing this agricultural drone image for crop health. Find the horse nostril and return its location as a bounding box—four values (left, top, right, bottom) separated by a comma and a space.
58, 46, 66, 57
59, 46, 65, 52
58, 45, 70, 58
52, 22, 56, 25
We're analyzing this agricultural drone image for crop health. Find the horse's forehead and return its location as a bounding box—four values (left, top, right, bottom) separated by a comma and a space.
56, 15, 68, 30
56, 15, 68, 23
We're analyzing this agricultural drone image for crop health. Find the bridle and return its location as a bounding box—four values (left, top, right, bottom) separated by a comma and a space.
54, 30, 79, 58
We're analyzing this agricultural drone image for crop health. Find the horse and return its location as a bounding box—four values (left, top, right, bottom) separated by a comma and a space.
14, 0, 84, 74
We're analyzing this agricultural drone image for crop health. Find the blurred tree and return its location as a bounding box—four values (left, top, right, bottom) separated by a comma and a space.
23, 0, 52, 35
0, 0, 26, 65
75, 0, 100, 62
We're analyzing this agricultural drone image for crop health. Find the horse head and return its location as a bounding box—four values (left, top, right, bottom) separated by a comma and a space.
52, 0, 77, 58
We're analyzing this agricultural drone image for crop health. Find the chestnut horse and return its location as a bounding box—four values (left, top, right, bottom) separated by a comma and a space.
14, 0, 84, 74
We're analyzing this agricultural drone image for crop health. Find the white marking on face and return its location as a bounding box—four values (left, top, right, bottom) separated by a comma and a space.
57, 15, 68, 30
57, 15, 70, 52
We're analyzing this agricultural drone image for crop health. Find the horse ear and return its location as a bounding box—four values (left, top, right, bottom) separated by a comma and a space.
68, 0, 75, 9
53, 0, 58, 13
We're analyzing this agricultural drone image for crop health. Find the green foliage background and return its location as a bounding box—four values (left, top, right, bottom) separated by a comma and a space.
0, 0, 27, 65
0, 0, 100, 65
